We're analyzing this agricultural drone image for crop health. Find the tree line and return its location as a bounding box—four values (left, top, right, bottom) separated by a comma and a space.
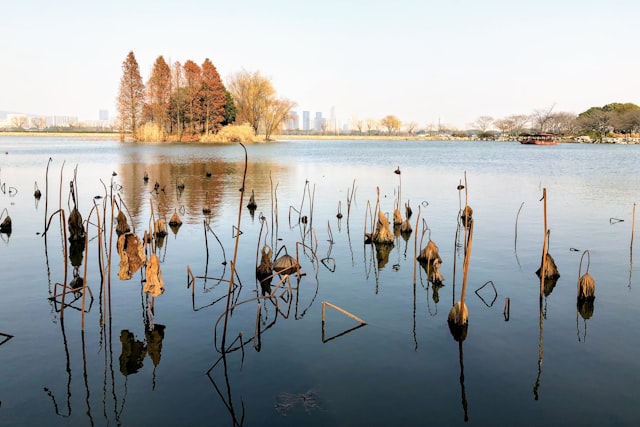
473, 103, 640, 141
116, 51, 295, 142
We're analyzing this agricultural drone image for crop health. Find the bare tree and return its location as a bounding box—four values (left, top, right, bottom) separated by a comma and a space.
262, 98, 297, 141
473, 115, 494, 136
10, 115, 27, 129
547, 112, 578, 135
365, 118, 378, 135
350, 116, 364, 134
493, 117, 514, 136
33, 117, 46, 130
509, 114, 531, 136
405, 121, 418, 135
532, 103, 556, 133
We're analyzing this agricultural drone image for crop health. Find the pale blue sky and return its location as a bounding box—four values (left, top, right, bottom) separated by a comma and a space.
1, 0, 638, 128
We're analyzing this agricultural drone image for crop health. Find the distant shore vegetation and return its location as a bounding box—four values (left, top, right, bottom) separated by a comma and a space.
3, 51, 639, 144
114, 51, 640, 144
116, 51, 292, 143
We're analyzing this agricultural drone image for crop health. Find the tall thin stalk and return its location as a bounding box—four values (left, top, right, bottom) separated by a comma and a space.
221, 143, 249, 350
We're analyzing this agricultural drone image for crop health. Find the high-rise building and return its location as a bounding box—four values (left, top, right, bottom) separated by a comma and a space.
99, 110, 109, 121
330, 106, 336, 133
302, 111, 310, 131
288, 111, 299, 130
314, 112, 323, 132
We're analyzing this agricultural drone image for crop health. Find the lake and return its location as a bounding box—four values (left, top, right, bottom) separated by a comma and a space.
0, 136, 639, 426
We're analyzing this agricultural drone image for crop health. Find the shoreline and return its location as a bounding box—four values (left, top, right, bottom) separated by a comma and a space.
2, 131, 639, 144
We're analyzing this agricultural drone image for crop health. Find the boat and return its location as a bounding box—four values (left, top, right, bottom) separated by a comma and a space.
519, 133, 558, 145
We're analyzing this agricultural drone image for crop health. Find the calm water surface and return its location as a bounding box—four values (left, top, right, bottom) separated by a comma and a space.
0, 136, 639, 426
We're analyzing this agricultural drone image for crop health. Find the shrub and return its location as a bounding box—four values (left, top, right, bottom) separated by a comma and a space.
135, 123, 166, 142
200, 123, 256, 143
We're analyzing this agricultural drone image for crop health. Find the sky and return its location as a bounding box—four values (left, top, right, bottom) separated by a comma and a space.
1, 0, 639, 129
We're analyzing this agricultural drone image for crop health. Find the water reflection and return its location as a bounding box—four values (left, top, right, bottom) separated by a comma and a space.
5, 138, 640, 425
119, 158, 287, 228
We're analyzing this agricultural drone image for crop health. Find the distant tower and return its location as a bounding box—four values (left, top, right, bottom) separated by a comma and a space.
314, 112, 323, 131
330, 106, 336, 133
99, 109, 109, 121
289, 111, 299, 130
303, 111, 310, 131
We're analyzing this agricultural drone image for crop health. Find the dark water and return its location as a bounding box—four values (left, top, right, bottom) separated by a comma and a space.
0, 136, 639, 426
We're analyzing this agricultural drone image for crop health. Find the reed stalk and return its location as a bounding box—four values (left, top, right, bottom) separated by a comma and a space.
459, 220, 474, 324
413, 207, 421, 285
631, 202, 636, 256
539, 188, 548, 300
321, 301, 367, 325
221, 144, 249, 350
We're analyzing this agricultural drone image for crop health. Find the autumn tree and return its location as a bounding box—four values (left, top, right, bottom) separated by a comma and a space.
200, 58, 226, 134
183, 60, 203, 134
168, 61, 185, 138
228, 70, 295, 140
145, 55, 171, 133
117, 51, 145, 141
263, 98, 297, 141
380, 115, 401, 135
228, 70, 276, 133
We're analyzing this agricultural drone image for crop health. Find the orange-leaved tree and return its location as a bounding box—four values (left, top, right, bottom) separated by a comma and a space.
117, 51, 145, 141
145, 55, 171, 135
201, 58, 227, 134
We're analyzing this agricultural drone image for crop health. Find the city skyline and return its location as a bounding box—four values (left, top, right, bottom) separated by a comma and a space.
1, 1, 639, 129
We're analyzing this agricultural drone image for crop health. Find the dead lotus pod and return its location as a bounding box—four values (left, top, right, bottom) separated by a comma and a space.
0, 216, 11, 233
273, 254, 300, 275
417, 240, 442, 264
256, 245, 274, 277
169, 210, 182, 227
578, 273, 595, 299
373, 210, 394, 244
393, 208, 403, 225
536, 253, 560, 279
68, 208, 85, 242
116, 210, 131, 236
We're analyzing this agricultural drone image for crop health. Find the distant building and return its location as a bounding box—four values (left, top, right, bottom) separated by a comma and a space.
330, 106, 336, 133
314, 112, 323, 132
99, 109, 109, 121
302, 111, 310, 131
46, 116, 78, 127
288, 111, 299, 130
